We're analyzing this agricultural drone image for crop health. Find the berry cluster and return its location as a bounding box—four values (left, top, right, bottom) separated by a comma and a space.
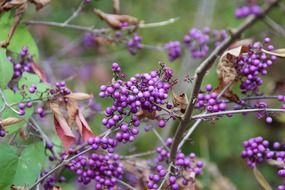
9, 46, 33, 79
100, 63, 173, 143
195, 84, 227, 113
67, 152, 123, 188
164, 41, 182, 62
88, 136, 118, 153
184, 28, 210, 59
213, 29, 228, 47
50, 81, 71, 102
235, 37, 276, 94
241, 136, 271, 168
82, 33, 96, 47
17, 101, 33, 116
241, 137, 285, 189
147, 138, 203, 190
127, 34, 142, 55
235, 0, 262, 18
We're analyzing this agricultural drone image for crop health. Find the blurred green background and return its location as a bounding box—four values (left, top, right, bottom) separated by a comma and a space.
18, 0, 285, 189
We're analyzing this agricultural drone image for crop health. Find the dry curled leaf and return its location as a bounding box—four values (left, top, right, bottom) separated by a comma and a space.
75, 110, 94, 141
52, 186, 62, 190
66, 100, 78, 126
10, 185, 28, 190
262, 48, 285, 58
50, 103, 76, 152
65, 92, 93, 101
172, 92, 188, 113
29, 0, 50, 10
137, 109, 156, 120
94, 8, 139, 29
0, 117, 23, 127
31, 60, 48, 82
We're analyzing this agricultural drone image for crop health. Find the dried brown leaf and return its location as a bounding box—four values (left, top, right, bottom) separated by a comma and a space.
137, 109, 156, 120
75, 110, 94, 141
65, 92, 93, 101
52, 186, 62, 190
95, 36, 113, 45
66, 100, 78, 126
29, 0, 50, 10
0, 117, 23, 127
253, 167, 273, 190
50, 103, 76, 152
172, 92, 188, 113
94, 8, 139, 29
262, 48, 285, 58
10, 185, 28, 190
31, 60, 48, 82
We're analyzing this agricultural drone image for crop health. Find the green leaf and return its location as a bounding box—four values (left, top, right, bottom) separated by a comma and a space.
253, 167, 273, 190
18, 72, 40, 90
13, 142, 45, 187
0, 143, 19, 190
0, 49, 13, 89
0, 12, 39, 60
18, 72, 51, 100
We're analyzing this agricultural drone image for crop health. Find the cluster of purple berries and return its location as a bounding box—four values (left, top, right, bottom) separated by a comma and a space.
241, 137, 285, 189
235, 0, 262, 18
164, 41, 182, 62
241, 136, 271, 168
17, 101, 33, 116
213, 29, 228, 47
50, 81, 71, 101
127, 34, 142, 55
99, 63, 173, 143
147, 138, 203, 190
9, 46, 33, 79
82, 33, 96, 47
41, 172, 65, 190
184, 28, 210, 59
235, 37, 276, 94
195, 84, 227, 113
88, 136, 118, 153
67, 152, 123, 188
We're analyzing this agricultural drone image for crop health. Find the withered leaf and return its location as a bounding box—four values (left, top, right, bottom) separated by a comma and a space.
75, 110, 94, 141
31, 60, 48, 82
172, 92, 188, 113
10, 185, 28, 190
66, 100, 78, 126
262, 48, 285, 58
94, 8, 139, 29
0, 117, 23, 127
52, 186, 62, 190
50, 103, 76, 152
65, 92, 93, 101
253, 167, 273, 190
29, 0, 50, 10
137, 109, 156, 120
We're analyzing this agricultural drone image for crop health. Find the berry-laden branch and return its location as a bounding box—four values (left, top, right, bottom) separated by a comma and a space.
169, 0, 281, 170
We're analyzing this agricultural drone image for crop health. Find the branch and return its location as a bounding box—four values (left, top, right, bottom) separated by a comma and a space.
192, 108, 285, 120
63, 0, 85, 25
24, 17, 179, 33
169, 0, 281, 169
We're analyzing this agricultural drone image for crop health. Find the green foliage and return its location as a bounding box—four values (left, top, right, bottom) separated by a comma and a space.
0, 143, 18, 189
18, 72, 51, 100
12, 142, 45, 187
0, 49, 13, 89
0, 142, 45, 190
0, 12, 39, 60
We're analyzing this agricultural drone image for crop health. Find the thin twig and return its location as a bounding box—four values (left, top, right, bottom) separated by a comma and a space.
169, 0, 281, 170
29, 146, 93, 190
178, 81, 233, 150
123, 150, 155, 159
24, 17, 179, 34
152, 128, 170, 151
63, 0, 85, 25
192, 108, 285, 120
117, 179, 136, 190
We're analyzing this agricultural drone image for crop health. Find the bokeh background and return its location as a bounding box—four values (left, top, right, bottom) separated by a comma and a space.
17, 0, 285, 189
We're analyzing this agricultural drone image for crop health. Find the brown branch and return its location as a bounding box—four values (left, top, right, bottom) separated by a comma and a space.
169, 0, 281, 171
